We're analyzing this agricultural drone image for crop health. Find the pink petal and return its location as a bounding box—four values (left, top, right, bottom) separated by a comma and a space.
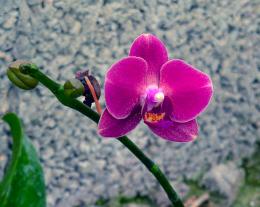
105, 56, 147, 119
98, 108, 142, 138
143, 96, 198, 142
129, 34, 168, 85
146, 119, 198, 142
160, 59, 213, 122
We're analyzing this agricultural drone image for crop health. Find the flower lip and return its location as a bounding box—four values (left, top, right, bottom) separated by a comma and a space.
144, 112, 165, 123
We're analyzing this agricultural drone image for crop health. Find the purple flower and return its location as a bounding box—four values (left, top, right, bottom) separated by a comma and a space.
98, 34, 213, 142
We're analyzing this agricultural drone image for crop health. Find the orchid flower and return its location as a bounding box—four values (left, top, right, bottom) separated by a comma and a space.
98, 34, 213, 142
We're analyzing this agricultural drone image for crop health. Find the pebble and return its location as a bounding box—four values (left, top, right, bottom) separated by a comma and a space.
2, 11, 17, 29
201, 162, 245, 205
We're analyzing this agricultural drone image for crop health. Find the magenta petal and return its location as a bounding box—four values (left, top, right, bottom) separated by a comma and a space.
146, 119, 198, 142
129, 34, 168, 85
160, 59, 213, 122
98, 108, 142, 138
105, 56, 147, 119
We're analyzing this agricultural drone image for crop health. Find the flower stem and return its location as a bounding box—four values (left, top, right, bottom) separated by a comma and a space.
118, 137, 184, 206
19, 64, 184, 207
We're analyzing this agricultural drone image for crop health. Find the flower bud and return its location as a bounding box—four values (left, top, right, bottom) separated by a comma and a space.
63, 78, 84, 98
19, 61, 39, 74
7, 60, 39, 90
75, 70, 101, 107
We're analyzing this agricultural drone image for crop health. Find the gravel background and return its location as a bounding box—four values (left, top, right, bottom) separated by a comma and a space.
0, 0, 259, 206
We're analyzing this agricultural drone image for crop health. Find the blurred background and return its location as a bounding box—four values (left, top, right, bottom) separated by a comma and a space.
0, 0, 259, 206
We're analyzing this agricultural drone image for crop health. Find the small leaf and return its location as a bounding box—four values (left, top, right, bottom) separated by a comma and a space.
0, 113, 46, 207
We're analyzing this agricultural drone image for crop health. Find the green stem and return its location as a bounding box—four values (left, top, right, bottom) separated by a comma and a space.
118, 137, 184, 206
20, 65, 184, 207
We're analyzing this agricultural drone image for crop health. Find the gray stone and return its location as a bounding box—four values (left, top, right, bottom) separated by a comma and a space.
12, 35, 35, 59
201, 162, 245, 205
26, 0, 42, 6
2, 11, 18, 29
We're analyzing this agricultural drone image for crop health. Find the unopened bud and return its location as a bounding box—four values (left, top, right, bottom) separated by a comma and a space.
64, 78, 84, 98
19, 61, 39, 74
75, 70, 101, 107
7, 60, 38, 90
